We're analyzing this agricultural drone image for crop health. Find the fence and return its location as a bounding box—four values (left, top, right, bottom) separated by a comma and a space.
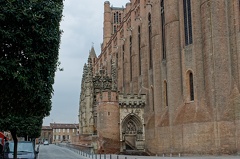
57, 143, 156, 159
56, 143, 240, 159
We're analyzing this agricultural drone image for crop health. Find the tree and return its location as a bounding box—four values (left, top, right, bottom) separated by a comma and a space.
0, 0, 64, 158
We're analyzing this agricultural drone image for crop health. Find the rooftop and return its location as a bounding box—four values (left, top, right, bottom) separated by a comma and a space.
42, 123, 79, 129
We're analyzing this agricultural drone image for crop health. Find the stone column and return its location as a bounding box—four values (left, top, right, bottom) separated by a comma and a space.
201, 0, 232, 153
165, 0, 182, 152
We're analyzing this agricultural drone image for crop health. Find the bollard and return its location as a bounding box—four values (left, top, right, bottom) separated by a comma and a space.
163, 154, 164, 157
95, 154, 97, 159
125, 157, 127, 159
104, 153, 106, 159
100, 154, 101, 159
92, 153, 93, 159
110, 154, 112, 159
179, 153, 181, 157
117, 155, 119, 159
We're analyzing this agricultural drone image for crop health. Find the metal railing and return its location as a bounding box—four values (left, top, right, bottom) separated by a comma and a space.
56, 143, 240, 159
56, 143, 153, 159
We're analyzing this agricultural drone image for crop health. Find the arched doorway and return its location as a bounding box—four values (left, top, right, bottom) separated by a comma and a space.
121, 114, 144, 151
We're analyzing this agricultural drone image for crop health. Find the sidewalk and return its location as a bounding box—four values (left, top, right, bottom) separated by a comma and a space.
63, 144, 240, 159
77, 153, 240, 159
108, 155, 240, 159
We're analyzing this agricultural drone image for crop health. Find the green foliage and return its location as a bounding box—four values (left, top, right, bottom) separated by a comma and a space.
0, 0, 63, 138
0, 116, 43, 138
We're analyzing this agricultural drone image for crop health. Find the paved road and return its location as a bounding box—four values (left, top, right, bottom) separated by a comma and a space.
38, 144, 88, 159
38, 144, 240, 159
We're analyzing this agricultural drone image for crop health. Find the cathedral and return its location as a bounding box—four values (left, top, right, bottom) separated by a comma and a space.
79, 0, 240, 156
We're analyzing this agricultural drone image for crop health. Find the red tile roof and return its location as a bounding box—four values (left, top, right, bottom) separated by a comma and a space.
49, 123, 79, 129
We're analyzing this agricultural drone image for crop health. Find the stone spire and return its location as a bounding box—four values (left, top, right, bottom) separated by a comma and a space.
89, 46, 97, 59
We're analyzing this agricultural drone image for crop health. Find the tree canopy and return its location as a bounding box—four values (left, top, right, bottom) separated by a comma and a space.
0, 0, 64, 138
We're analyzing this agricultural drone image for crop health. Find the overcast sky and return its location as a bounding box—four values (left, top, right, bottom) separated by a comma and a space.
43, 0, 130, 125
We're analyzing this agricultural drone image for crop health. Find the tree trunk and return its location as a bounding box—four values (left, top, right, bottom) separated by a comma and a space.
11, 130, 18, 159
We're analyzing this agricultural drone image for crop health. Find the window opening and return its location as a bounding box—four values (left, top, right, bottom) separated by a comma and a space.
164, 81, 168, 106
138, 26, 141, 75
114, 13, 116, 23
152, 87, 154, 111
183, 0, 193, 45
114, 12, 119, 24
161, 0, 166, 60
189, 72, 194, 101
148, 13, 152, 69
119, 13, 122, 23
116, 12, 119, 23
114, 25, 117, 33
122, 44, 125, 88
130, 36, 133, 81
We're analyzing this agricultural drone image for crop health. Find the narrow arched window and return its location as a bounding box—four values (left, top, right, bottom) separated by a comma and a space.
114, 12, 119, 24
122, 44, 125, 63
152, 87, 154, 111
148, 13, 152, 69
116, 12, 119, 23
183, 0, 192, 45
138, 26, 141, 75
161, 0, 166, 60
122, 44, 125, 88
114, 25, 117, 33
114, 13, 116, 23
130, 36, 132, 81
239, 0, 240, 31
164, 81, 168, 106
189, 72, 194, 101
119, 13, 122, 23
116, 52, 118, 68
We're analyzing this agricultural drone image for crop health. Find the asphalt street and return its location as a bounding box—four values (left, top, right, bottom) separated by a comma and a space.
38, 144, 88, 159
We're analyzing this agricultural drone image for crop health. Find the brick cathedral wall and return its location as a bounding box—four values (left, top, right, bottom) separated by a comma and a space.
97, 92, 120, 142
236, 120, 240, 153
149, 121, 240, 156
90, 0, 240, 155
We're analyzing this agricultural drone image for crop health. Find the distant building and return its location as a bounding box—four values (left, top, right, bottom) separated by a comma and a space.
40, 123, 79, 144
39, 126, 52, 144
79, 0, 240, 156
50, 123, 79, 144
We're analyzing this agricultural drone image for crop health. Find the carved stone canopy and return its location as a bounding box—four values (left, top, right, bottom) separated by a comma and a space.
118, 94, 146, 108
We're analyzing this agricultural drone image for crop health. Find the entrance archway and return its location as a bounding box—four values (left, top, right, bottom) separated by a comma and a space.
121, 114, 144, 151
